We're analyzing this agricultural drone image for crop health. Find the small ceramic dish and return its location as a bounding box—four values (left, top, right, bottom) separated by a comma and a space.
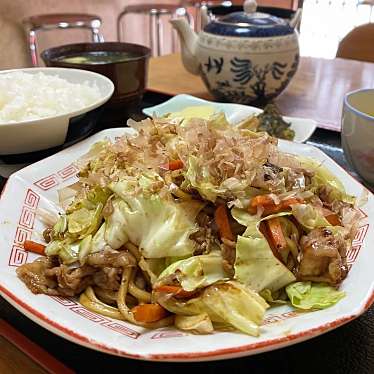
0, 67, 114, 155
143, 94, 317, 143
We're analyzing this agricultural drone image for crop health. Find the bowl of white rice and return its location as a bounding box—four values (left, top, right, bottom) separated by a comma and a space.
0, 67, 114, 155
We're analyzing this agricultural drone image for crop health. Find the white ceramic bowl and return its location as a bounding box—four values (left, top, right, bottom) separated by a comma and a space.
342, 88, 374, 186
0, 67, 114, 155
143, 94, 317, 143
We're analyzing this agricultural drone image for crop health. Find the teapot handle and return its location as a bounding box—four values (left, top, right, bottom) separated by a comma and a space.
200, 5, 210, 29
289, 8, 302, 30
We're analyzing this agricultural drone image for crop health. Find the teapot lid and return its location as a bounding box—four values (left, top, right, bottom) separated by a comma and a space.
203, 0, 294, 38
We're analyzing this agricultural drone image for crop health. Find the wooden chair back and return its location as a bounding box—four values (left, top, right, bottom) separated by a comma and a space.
336, 23, 374, 63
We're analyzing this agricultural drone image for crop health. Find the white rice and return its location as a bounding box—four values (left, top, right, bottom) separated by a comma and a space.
0, 71, 101, 123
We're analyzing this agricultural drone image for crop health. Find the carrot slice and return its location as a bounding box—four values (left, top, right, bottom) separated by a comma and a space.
154, 285, 197, 299
160, 160, 184, 171
259, 222, 282, 261
131, 303, 169, 323
271, 197, 302, 215
214, 204, 235, 241
248, 195, 274, 212
23, 240, 46, 255
266, 217, 287, 251
169, 160, 184, 170
248, 195, 302, 216
322, 208, 341, 226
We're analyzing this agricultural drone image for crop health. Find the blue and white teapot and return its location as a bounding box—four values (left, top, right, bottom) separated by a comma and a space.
171, 0, 301, 104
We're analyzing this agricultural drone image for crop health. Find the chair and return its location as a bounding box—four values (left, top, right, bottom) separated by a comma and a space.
357, 0, 374, 22
23, 14, 104, 67
117, 4, 192, 57
336, 23, 374, 63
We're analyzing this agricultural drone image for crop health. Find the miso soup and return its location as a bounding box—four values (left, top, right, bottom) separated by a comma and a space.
57, 51, 139, 65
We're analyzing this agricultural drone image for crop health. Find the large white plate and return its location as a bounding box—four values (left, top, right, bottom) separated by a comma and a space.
0, 128, 373, 362
143, 94, 317, 143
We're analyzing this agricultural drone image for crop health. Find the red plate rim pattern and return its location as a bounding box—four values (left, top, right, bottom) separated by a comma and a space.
1, 282, 373, 361
1, 136, 374, 361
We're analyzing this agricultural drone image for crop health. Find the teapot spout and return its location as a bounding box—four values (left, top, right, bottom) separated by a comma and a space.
170, 18, 200, 75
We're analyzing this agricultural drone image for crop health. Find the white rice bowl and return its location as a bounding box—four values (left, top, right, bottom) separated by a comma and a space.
0, 71, 101, 123
0, 67, 114, 155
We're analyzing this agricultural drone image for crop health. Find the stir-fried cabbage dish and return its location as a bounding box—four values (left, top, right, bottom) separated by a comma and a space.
17, 111, 362, 336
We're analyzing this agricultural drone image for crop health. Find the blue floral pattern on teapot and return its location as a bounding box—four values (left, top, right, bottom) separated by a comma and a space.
171, 0, 301, 104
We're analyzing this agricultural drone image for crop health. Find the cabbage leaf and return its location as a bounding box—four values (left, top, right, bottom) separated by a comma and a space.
183, 155, 223, 202
259, 289, 287, 305
157, 252, 228, 291
67, 203, 103, 238
91, 222, 107, 253
45, 238, 79, 264
109, 180, 204, 258
104, 198, 129, 249
286, 282, 345, 310
298, 157, 355, 204
175, 313, 213, 334
158, 281, 269, 336
232, 208, 296, 292
291, 203, 330, 231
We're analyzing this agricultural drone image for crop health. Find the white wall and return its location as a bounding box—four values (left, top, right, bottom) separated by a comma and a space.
0, 0, 178, 69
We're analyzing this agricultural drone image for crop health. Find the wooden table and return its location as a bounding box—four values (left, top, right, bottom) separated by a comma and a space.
148, 53, 374, 131
0, 319, 73, 373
